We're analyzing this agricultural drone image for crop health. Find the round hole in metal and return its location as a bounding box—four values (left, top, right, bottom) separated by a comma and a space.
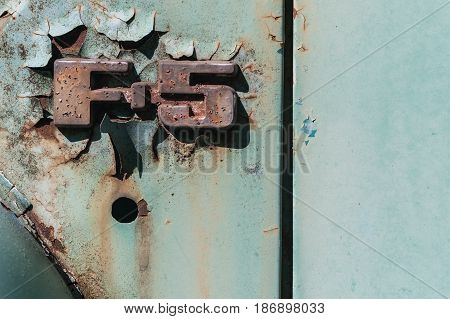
111, 197, 138, 223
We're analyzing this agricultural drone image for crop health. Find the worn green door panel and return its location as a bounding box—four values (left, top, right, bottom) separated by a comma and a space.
0, 206, 73, 298
0, 0, 283, 298
293, 0, 450, 297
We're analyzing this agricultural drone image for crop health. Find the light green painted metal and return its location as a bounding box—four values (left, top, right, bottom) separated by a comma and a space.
0, 0, 283, 298
293, 0, 450, 298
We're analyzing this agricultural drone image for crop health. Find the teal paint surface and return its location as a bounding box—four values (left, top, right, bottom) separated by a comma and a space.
0, 207, 73, 298
293, 0, 450, 297
0, 0, 283, 298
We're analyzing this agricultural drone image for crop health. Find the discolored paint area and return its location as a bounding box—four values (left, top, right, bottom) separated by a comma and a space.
0, 0, 283, 297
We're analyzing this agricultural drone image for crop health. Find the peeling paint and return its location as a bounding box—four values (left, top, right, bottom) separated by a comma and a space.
86, 4, 155, 42
162, 36, 194, 59
48, 5, 83, 37
23, 34, 52, 67
194, 40, 220, 60
0, 0, 283, 298
80, 28, 120, 58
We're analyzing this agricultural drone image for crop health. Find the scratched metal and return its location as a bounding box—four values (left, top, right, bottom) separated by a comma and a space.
293, 0, 450, 297
0, 0, 283, 298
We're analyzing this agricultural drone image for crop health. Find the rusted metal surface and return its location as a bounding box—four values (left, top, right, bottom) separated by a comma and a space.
0, 0, 283, 298
51, 26, 87, 56
54, 58, 237, 129
153, 61, 237, 128
54, 58, 147, 127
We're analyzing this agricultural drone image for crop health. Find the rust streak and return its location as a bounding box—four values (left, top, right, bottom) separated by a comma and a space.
293, 7, 303, 19
264, 23, 282, 43
243, 93, 258, 100
263, 226, 279, 233
137, 199, 149, 216
263, 13, 282, 21
300, 13, 307, 31
136, 214, 152, 298
27, 210, 67, 253
242, 63, 254, 72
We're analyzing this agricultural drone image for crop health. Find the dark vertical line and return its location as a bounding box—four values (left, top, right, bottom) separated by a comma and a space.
281, 0, 294, 299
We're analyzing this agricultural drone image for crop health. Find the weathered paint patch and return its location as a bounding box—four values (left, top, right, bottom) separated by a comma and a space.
80, 28, 120, 58
83, 3, 155, 42
194, 40, 220, 60
16, 68, 53, 98
162, 36, 194, 59
23, 34, 52, 67
48, 5, 83, 37
0, 0, 283, 298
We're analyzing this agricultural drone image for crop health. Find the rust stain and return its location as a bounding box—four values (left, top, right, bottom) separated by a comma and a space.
136, 214, 152, 298
298, 11, 307, 31
263, 226, 279, 233
242, 93, 258, 100
242, 63, 255, 72
137, 199, 149, 216
20, 211, 82, 296
52, 27, 87, 56
26, 210, 66, 253
263, 13, 282, 21
293, 7, 307, 30
293, 7, 303, 19
30, 119, 58, 142
84, 175, 144, 298
97, 191, 114, 297
264, 23, 283, 44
